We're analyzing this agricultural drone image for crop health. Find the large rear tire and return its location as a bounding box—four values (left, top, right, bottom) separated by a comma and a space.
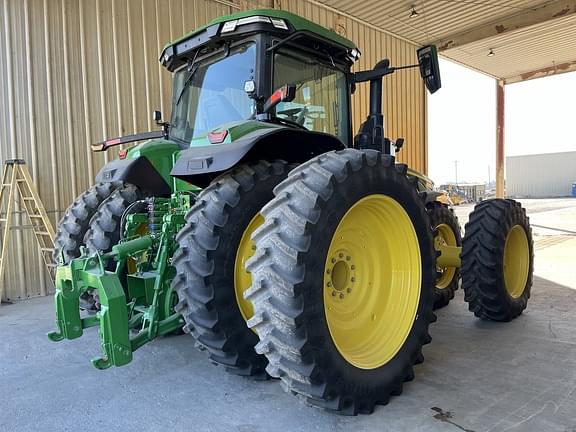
461, 199, 533, 321
246, 150, 436, 415
81, 184, 144, 309
53, 182, 119, 264
172, 160, 292, 378
84, 183, 144, 254
426, 202, 461, 309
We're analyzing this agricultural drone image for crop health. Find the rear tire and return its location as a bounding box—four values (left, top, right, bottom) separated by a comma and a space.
84, 183, 144, 254
246, 150, 436, 415
172, 160, 292, 378
426, 202, 461, 309
461, 199, 533, 321
53, 182, 119, 264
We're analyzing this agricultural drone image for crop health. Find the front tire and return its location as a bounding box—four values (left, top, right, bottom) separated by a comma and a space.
246, 150, 436, 415
172, 160, 292, 378
461, 199, 534, 321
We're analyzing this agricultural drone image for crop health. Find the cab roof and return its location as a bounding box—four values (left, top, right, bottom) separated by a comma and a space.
160, 9, 359, 72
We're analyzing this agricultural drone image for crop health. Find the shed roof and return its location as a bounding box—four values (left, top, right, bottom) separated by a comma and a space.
314, 0, 576, 83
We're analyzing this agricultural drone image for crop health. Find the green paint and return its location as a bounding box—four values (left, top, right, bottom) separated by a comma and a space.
163, 9, 357, 54
52, 9, 359, 371
124, 139, 198, 192
48, 193, 190, 369
189, 120, 282, 147
125, 139, 180, 189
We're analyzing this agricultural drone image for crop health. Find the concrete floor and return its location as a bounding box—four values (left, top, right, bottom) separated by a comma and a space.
1, 199, 576, 432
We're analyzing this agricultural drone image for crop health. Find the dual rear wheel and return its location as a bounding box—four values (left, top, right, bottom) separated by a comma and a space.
171, 160, 292, 377
172, 150, 534, 415
173, 150, 437, 414
56, 150, 534, 415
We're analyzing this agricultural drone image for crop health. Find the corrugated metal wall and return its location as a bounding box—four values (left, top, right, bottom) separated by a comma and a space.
279, 0, 427, 170
0, 0, 426, 301
507, 152, 576, 198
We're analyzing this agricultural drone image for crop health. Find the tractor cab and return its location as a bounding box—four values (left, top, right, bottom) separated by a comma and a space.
161, 9, 357, 147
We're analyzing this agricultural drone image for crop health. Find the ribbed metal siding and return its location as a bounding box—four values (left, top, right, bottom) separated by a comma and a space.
279, 0, 427, 171
444, 14, 576, 82
317, 0, 545, 44
0, 0, 234, 301
317, 0, 576, 83
507, 152, 576, 198
0, 0, 426, 300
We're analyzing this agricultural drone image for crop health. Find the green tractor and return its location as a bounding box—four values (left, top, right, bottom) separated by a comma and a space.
49, 9, 534, 414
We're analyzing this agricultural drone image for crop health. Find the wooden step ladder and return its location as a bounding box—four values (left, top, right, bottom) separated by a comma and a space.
0, 159, 55, 303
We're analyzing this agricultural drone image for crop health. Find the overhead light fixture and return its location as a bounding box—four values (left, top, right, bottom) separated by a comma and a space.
487, 48, 495, 57
409, 6, 419, 18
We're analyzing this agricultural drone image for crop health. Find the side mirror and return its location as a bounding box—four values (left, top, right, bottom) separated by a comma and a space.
152, 110, 162, 124
152, 110, 169, 138
263, 84, 296, 113
417, 45, 441, 94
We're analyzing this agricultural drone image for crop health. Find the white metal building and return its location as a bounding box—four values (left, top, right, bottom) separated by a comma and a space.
507, 151, 576, 198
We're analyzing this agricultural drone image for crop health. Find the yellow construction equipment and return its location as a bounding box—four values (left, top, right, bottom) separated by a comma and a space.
0, 159, 55, 302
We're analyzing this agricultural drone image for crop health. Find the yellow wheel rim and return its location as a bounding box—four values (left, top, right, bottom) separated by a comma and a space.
434, 223, 457, 289
323, 195, 421, 370
503, 225, 529, 298
234, 213, 264, 322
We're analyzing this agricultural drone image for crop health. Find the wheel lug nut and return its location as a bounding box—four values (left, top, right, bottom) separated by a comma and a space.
326, 269, 331, 274
346, 256, 351, 261
331, 258, 336, 263
332, 291, 337, 297
351, 277, 355, 282
339, 293, 344, 299
339, 253, 344, 258
351, 265, 355, 270
327, 282, 332, 287
347, 288, 352, 293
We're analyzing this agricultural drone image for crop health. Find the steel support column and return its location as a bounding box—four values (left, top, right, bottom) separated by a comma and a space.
496, 79, 505, 198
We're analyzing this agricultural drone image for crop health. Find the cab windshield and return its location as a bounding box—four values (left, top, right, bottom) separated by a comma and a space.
170, 42, 256, 143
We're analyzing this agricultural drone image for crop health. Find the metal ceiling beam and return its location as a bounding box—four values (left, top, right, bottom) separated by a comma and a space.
504, 59, 576, 84
435, 0, 576, 51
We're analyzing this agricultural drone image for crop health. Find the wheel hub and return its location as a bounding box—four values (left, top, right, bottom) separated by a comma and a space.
325, 251, 357, 300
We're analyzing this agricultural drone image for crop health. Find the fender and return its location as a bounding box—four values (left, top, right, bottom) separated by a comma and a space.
95, 156, 172, 196
94, 139, 188, 196
171, 127, 346, 187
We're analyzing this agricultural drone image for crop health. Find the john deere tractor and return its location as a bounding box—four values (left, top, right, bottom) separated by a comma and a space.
49, 9, 534, 414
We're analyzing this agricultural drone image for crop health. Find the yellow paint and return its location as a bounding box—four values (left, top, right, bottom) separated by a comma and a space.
503, 225, 530, 298
434, 223, 459, 287
323, 195, 421, 370
234, 213, 264, 322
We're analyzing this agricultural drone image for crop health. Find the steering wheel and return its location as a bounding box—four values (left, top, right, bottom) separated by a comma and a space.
277, 106, 311, 126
